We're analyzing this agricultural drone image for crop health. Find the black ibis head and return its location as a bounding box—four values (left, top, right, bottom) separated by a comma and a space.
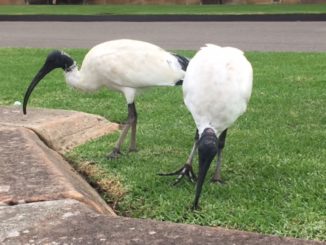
23, 50, 74, 114
193, 128, 218, 210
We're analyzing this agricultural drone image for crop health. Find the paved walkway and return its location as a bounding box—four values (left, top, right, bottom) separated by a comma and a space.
1, 106, 325, 244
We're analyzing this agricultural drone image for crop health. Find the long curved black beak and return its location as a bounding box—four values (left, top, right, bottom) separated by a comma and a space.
22, 49, 74, 115
193, 128, 218, 210
23, 63, 56, 115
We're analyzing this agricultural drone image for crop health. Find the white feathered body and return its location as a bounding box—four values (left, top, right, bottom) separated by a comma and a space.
65, 39, 185, 103
183, 44, 253, 137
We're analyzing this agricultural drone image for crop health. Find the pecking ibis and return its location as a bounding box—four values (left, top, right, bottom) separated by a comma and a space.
23, 39, 189, 159
160, 44, 253, 209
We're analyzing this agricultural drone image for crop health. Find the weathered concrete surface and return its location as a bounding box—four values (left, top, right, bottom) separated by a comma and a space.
0, 125, 116, 216
0, 106, 119, 154
1, 199, 324, 245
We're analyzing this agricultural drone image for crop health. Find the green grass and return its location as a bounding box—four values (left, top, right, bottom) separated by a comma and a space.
0, 4, 326, 15
0, 49, 325, 241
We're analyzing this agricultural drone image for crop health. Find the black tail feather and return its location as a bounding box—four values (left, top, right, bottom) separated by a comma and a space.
173, 54, 189, 71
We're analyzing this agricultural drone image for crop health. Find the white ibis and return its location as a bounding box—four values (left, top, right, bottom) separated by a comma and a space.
160, 44, 253, 209
23, 39, 189, 158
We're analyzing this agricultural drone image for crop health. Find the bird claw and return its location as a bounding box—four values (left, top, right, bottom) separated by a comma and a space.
106, 148, 122, 160
158, 164, 197, 185
211, 178, 225, 185
128, 147, 138, 153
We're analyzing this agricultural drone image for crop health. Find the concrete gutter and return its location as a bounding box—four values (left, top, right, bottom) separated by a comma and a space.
0, 13, 326, 22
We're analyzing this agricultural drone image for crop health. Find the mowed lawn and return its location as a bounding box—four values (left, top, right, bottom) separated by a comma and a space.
0, 49, 325, 240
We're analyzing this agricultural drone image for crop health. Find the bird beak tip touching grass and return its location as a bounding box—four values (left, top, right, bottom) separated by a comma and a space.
23, 50, 74, 115
193, 128, 218, 210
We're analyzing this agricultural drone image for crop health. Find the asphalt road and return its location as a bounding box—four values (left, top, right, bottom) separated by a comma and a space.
0, 21, 325, 51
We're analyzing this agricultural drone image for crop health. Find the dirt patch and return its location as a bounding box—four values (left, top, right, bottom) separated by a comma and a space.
71, 161, 127, 210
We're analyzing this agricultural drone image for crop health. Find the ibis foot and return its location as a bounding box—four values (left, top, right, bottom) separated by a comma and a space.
192, 203, 202, 211
128, 147, 138, 153
158, 164, 197, 185
211, 177, 225, 185
106, 148, 122, 160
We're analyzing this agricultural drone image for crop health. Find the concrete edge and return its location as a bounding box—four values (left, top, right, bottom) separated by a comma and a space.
1, 199, 325, 244
0, 106, 120, 154
0, 13, 326, 22
0, 124, 117, 216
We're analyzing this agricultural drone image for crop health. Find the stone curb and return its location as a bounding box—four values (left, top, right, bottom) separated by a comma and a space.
1, 199, 324, 245
0, 126, 116, 216
0, 106, 119, 154
0, 106, 118, 216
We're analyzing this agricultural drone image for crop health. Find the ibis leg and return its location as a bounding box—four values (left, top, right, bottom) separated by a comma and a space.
128, 102, 138, 152
107, 103, 137, 159
159, 130, 199, 185
212, 129, 227, 183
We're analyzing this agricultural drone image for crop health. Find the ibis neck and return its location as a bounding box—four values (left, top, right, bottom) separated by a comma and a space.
63, 63, 91, 92
64, 64, 101, 92
64, 65, 81, 89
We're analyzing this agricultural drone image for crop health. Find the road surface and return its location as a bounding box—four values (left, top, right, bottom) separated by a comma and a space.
0, 21, 325, 51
